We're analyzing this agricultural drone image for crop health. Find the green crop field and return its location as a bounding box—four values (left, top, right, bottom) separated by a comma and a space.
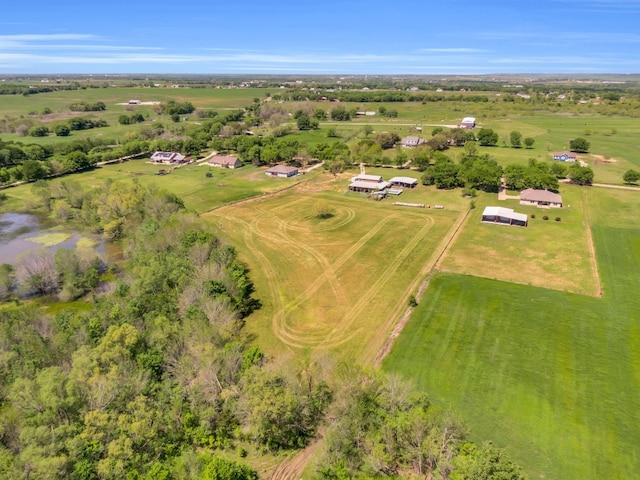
383, 186, 640, 480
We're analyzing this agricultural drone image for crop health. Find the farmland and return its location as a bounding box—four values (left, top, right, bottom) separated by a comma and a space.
2, 78, 640, 479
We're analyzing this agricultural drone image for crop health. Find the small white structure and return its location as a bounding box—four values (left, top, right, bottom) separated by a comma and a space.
389, 176, 418, 188
459, 117, 476, 129
351, 174, 383, 183
520, 189, 563, 208
128, 99, 141, 105
481, 206, 528, 227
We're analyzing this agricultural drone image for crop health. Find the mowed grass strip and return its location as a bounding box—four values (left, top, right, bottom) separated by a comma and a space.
384, 187, 640, 480
209, 188, 460, 362
439, 185, 600, 296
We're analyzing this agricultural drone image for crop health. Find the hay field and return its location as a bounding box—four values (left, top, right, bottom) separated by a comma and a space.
209, 187, 462, 363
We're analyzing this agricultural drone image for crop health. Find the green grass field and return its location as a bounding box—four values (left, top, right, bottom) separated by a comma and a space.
383, 186, 640, 480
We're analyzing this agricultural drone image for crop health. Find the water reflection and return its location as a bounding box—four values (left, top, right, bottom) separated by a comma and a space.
0, 212, 105, 265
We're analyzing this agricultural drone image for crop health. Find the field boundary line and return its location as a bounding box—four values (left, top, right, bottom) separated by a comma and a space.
581, 190, 603, 297
373, 205, 472, 366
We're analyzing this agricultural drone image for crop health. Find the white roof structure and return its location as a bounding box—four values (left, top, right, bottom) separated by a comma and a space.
389, 176, 418, 185
461, 116, 476, 124
352, 174, 383, 183
349, 180, 391, 191
482, 206, 528, 224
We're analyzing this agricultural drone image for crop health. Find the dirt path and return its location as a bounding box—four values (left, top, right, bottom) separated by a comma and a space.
591, 183, 640, 191
269, 440, 320, 480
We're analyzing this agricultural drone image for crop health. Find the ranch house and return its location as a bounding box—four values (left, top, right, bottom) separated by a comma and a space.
389, 176, 418, 188
265, 165, 298, 177
208, 155, 243, 169
552, 151, 577, 162
519, 189, 563, 208
481, 206, 528, 227
150, 151, 186, 164
400, 136, 425, 148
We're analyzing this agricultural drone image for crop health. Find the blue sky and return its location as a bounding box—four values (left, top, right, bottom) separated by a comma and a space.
1, 0, 640, 74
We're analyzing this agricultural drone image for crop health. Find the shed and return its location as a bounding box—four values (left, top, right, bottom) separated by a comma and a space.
389, 176, 418, 188
481, 206, 528, 227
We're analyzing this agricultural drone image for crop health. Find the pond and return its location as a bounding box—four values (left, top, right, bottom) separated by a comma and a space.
0, 212, 107, 265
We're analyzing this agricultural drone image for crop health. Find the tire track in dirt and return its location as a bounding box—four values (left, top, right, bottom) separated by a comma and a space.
269, 440, 320, 480
319, 216, 436, 349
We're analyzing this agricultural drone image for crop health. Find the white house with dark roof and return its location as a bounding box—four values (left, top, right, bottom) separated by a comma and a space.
481, 206, 528, 227
519, 189, 563, 208
400, 136, 425, 148
552, 151, 577, 162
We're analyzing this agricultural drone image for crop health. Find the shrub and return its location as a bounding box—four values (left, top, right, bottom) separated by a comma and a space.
530, 214, 535, 219
543, 215, 549, 220
408, 295, 418, 307
555, 217, 561, 222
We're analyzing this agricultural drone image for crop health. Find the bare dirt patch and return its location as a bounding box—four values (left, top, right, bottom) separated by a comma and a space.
590, 154, 618, 165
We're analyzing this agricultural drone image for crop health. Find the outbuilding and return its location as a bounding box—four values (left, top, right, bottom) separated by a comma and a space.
389, 176, 418, 188
481, 206, 528, 227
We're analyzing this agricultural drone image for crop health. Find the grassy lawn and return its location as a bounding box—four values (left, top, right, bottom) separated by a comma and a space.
383, 186, 640, 480
439, 185, 600, 296
1, 159, 314, 213
208, 184, 462, 364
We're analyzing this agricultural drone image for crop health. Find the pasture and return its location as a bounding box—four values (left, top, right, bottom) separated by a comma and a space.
383, 185, 640, 480
209, 185, 463, 364
440, 185, 600, 296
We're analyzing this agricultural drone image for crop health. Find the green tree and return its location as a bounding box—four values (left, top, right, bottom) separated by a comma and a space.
200, 457, 258, 480
427, 133, 449, 151
477, 128, 498, 146
510, 131, 522, 148
524, 137, 535, 148
623, 169, 640, 184
569, 137, 590, 153
53, 124, 71, 136
29, 125, 49, 137
568, 164, 594, 185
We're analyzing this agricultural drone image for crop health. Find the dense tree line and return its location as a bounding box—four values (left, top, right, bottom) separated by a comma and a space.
420, 152, 503, 192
